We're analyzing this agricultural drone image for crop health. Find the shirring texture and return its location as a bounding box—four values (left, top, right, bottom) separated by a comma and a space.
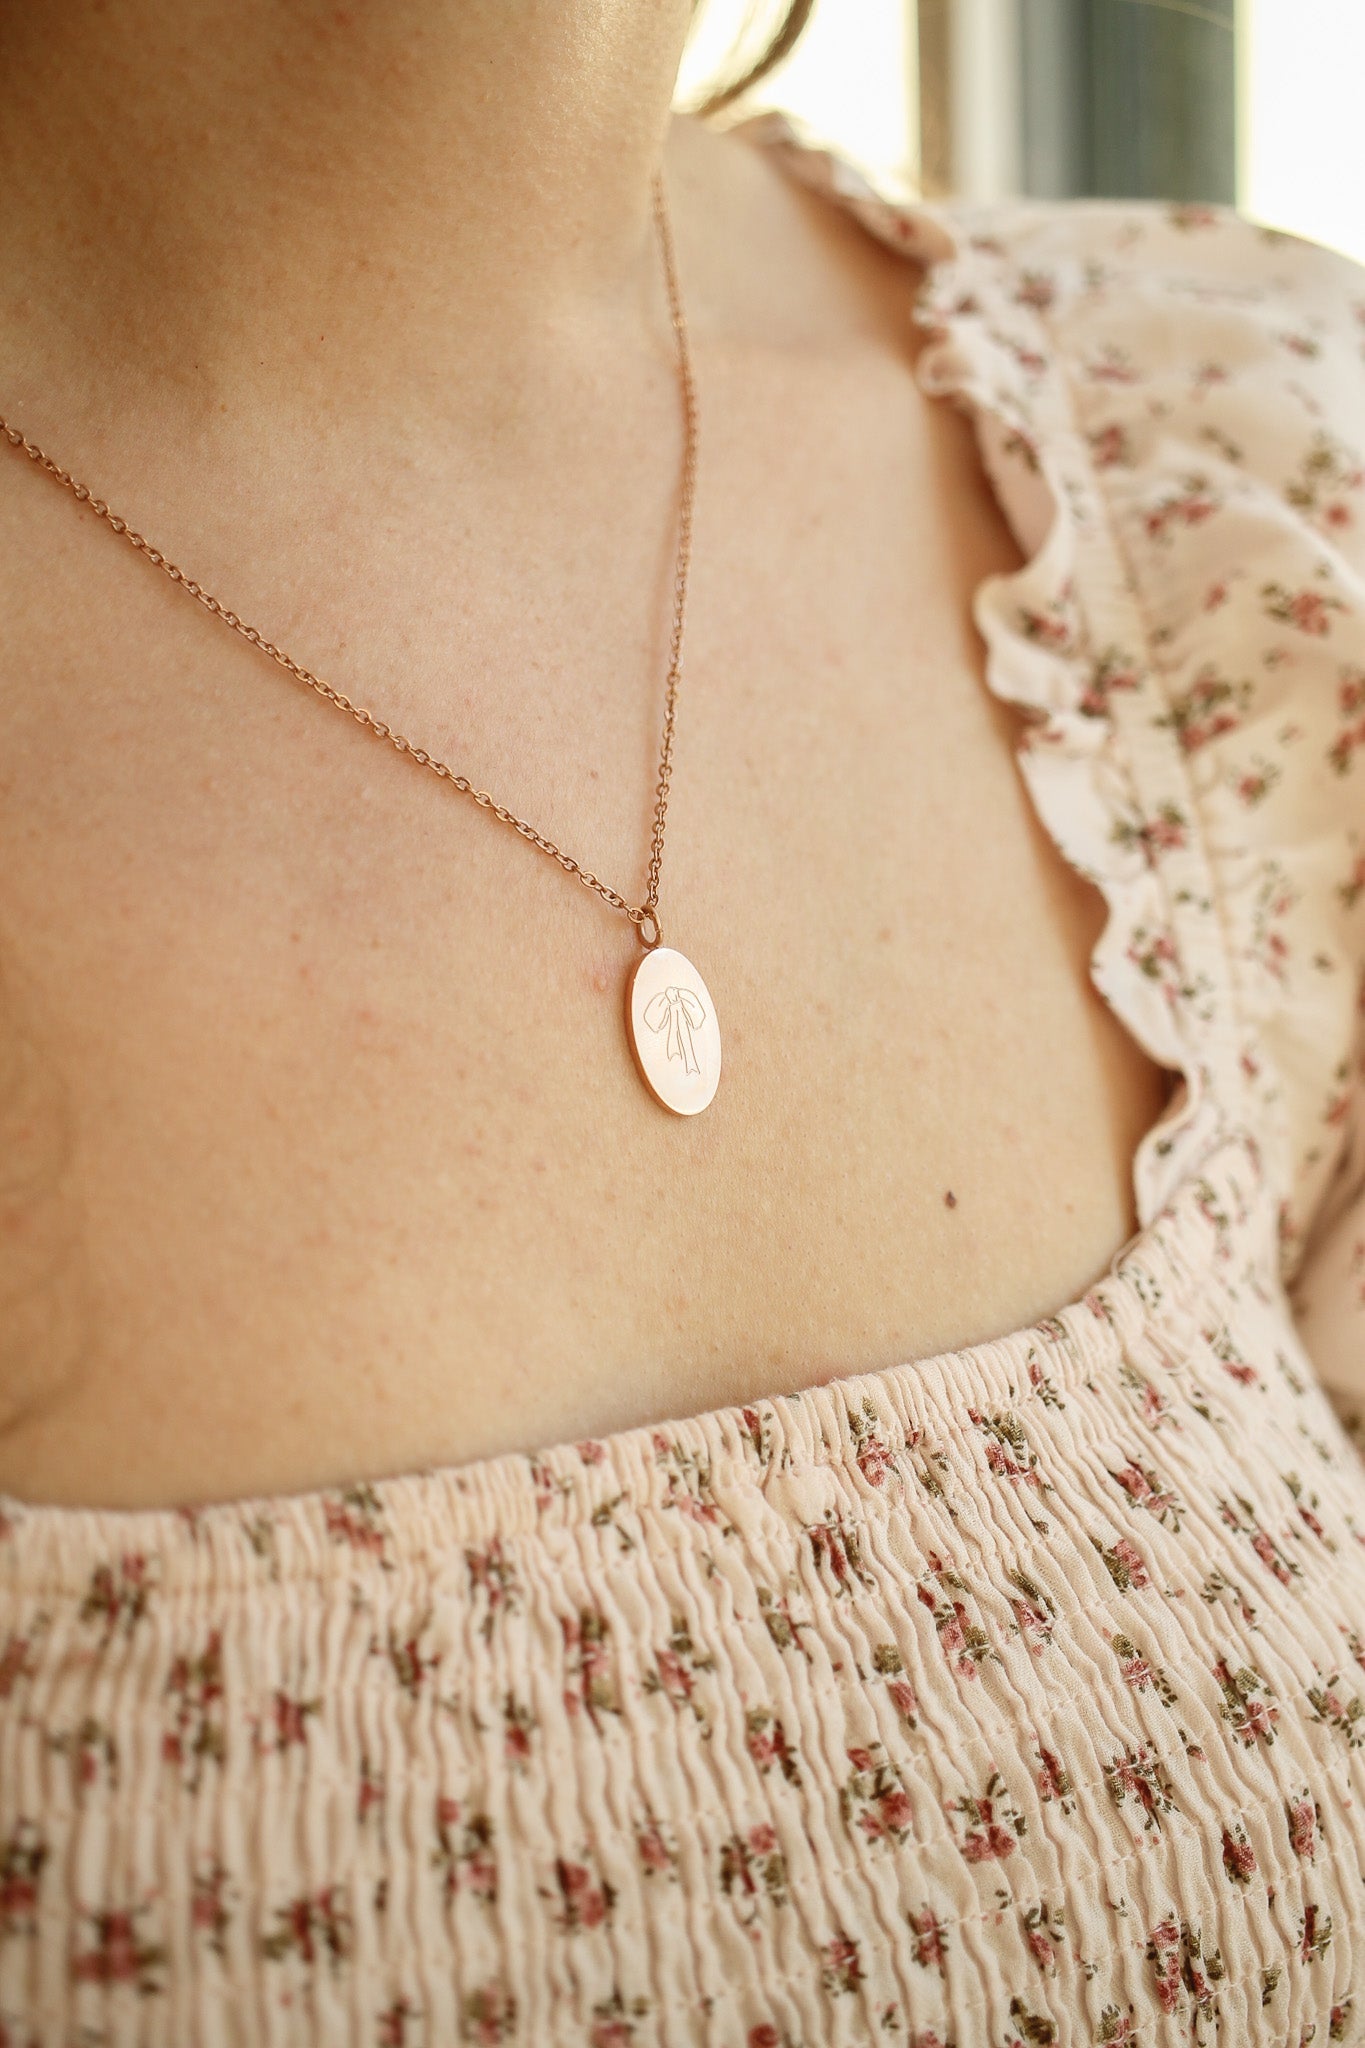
4, 108, 1365, 2048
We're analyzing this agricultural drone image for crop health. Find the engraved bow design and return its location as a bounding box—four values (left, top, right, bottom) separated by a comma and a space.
642, 984, 707, 1077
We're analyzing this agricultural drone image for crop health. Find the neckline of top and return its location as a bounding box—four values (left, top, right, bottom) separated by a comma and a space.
0, 1124, 1271, 1578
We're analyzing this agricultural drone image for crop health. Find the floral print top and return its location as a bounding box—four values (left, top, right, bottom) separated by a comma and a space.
3, 107, 1365, 2048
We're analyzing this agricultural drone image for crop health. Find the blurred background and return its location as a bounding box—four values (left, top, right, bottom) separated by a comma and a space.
676, 0, 1365, 266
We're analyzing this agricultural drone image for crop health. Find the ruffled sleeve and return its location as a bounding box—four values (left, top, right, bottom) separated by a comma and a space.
1017, 203, 1365, 1428
918, 196, 1365, 1260
734, 111, 1365, 1431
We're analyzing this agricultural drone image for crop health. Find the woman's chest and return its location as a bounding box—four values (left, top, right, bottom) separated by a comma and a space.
0, 355, 1176, 1508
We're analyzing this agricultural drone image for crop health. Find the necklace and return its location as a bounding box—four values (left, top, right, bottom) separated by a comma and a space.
0, 166, 722, 1117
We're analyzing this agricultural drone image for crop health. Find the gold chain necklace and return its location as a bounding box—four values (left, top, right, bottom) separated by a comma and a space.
0, 166, 722, 1117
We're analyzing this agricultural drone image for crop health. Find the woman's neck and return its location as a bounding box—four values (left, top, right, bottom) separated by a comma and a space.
0, 0, 700, 426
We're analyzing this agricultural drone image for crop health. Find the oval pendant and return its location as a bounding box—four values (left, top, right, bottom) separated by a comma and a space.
625, 945, 721, 1116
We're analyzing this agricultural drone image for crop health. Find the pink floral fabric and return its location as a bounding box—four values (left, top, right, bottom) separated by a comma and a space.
4, 110, 1365, 2046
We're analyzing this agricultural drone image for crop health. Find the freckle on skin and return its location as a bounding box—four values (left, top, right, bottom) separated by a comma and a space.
877, 926, 893, 943
944, 1190, 957, 1208
588, 965, 611, 995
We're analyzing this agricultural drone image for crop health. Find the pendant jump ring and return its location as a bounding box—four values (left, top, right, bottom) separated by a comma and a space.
636, 910, 662, 949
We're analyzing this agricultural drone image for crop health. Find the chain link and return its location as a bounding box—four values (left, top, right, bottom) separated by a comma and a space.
0, 169, 696, 952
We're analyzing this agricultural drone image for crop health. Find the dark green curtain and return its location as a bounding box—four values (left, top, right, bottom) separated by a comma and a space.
1018, 0, 1236, 203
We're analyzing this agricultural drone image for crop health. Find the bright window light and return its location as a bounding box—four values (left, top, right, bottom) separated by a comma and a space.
1239, 0, 1365, 263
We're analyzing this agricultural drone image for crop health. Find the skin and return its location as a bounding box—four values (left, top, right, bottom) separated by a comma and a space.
0, 1, 1175, 1507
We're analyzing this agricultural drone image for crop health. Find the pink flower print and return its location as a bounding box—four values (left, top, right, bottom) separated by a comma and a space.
748, 2029, 781, 2048
1253, 1530, 1292, 1584
643, 1617, 715, 1730
1144, 1917, 1184, 2014
190, 1859, 233, 1959
969, 1407, 1044, 1489
806, 1511, 873, 1595
383, 1617, 442, 1698
546, 1855, 615, 1934
947, 1771, 1028, 1861
1089, 421, 1132, 470
840, 1744, 914, 1848
1021, 1901, 1066, 1974
1086, 345, 1139, 383
47, 1714, 119, 1795
756, 1585, 813, 1659
1018, 599, 1076, 651
1300, 1902, 1332, 1964
589, 1998, 650, 2048
1013, 269, 1056, 311
378, 1998, 421, 2048
1143, 805, 1189, 855
916, 1570, 997, 1680
502, 1694, 535, 1769
1027, 1925, 1057, 1969
576, 1439, 606, 1465
635, 1819, 675, 1876
906, 1904, 949, 1974
0, 1821, 48, 1936
1144, 475, 1220, 544
888, 1678, 920, 1722
1093, 2011, 1139, 2045
70, 1905, 167, 1993
1009, 1570, 1056, 1654
433, 1801, 498, 1907
1221, 1825, 1258, 1886
819, 1931, 864, 1994
1157, 665, 1252, 754
462, 1982, 517, 2045
739, 1405, 769, 1462
1146, 1908, 1227, 2023
1091, 1534, 1151, 1592
1118, 1646, 1151, 1690
1306, 1672, 1365, 1745
1078, 648, 1142, 717
1104, 1745, 1179, 1832
1261, 579, 1346, 636
357, 1758, 384, 1824
856, 1435, 893, 1486
1287, 1794, 1319, 1862
1110, 1457, 1184, 1527
264, 1690, 320, 1753
163, 1629, 226, 1789
718, 1828, 789, 1924
0, 1630, 38, 1701
745, 1707, 801, 1785
79, 1553, 155, 1641
322, 1483, 388, 1559
465, 1537, 521, 1642
260, 1886, 353, 1970
1034, 1747, 1072, 1808
1212, 1656, 1280, 1746
880, 1789, 914, 1831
